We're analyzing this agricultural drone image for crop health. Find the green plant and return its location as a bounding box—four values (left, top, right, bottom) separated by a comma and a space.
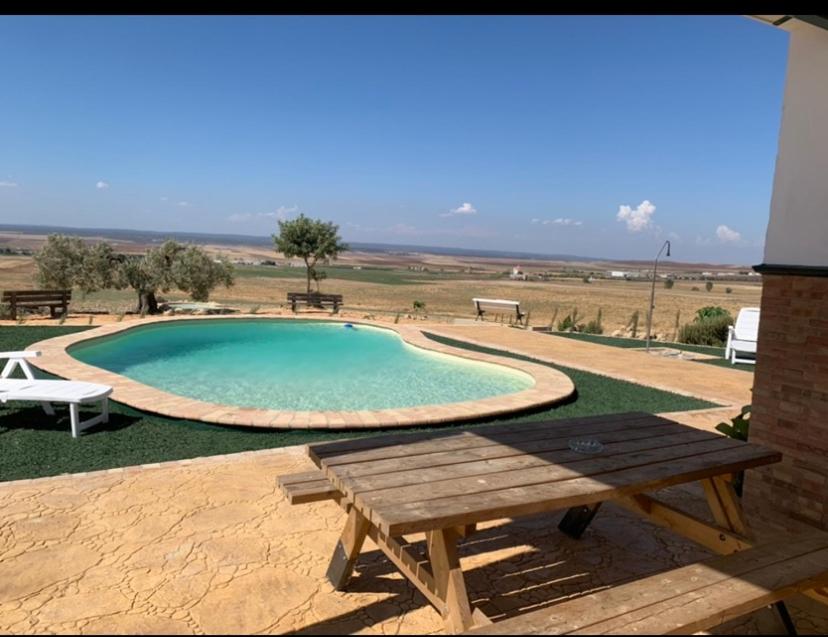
678, 313, 733, 346
726, 287, 733, 294
695, 306, 731, 322
705, 281, 713, 292
557, 307, 583, 332
413, 300, 426, 313
691, 286, 699, 291
582, 275, 591, 284
715, 405, 751, 496
583, 308, 603, 334
664, 278, 674, 289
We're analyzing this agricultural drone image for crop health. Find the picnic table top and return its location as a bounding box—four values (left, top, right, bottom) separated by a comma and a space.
307, 411, 781, 536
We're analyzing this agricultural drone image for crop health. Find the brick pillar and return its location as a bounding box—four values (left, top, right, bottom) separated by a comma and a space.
743, 273, 828, 533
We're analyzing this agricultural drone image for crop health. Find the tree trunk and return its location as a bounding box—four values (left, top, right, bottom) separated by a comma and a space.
305, 260, 312, 294
137, 290, 158, 315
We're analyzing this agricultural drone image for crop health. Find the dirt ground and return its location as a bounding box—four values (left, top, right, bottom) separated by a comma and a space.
0, 252, 762, 339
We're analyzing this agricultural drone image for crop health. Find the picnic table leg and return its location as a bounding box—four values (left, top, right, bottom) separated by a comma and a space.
558, 502, 602, 539
326, 507, 370, 590
427, 527, 476, 633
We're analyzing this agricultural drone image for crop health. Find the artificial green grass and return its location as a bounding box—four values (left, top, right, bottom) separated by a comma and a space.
549, 331, 755, 372
0, 326, 719, 483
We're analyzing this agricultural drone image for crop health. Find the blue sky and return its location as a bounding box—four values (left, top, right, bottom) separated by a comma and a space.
0, 15, 789, 263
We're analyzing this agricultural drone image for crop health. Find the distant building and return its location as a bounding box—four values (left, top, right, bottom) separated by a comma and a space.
509, 265, 527, 280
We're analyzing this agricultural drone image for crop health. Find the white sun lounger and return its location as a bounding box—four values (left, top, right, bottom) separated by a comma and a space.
0, 351, 112, 437
724, 307, 760, 365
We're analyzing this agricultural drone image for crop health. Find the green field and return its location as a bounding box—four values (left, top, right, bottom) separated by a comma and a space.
0, 326, 719, 482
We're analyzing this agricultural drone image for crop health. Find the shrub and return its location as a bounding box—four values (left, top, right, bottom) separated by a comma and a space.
691, 286, 700, 291
695, 306, 731, 322
583, 308, 603, 334
249, 305, 260, 314
726, 287, 733, 294
582, 275, 591, 284
705, 281, 713, 292
557, 307, 583, 332
678, 313, 733, 347
664, 278, 674, 289
412, 300, 426, 313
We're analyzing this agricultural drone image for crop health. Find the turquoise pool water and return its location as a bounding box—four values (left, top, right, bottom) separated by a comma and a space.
70, 320, 534, 411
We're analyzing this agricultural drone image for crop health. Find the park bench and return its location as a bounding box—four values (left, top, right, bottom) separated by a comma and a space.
1, 289, 71, 320
287, 292, 343, 313
472, 297, 528, 326
465, 530, 828, 634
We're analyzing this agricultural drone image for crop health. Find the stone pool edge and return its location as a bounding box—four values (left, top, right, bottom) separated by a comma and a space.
26, 314, 575, 430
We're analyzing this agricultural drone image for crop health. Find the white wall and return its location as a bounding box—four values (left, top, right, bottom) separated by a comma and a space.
764, 21, 828, 267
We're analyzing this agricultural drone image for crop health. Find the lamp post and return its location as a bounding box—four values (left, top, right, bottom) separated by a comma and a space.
645, 240, 671, 352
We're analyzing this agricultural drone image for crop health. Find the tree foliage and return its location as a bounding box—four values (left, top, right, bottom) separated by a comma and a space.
273, 214, 348, 294
35, 235, 234, 314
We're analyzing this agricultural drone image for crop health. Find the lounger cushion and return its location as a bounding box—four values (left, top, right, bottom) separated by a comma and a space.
0, 379, 112, 404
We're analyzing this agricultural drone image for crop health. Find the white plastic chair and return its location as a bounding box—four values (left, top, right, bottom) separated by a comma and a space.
725, 308, 760, 365
0, 351, 112, 437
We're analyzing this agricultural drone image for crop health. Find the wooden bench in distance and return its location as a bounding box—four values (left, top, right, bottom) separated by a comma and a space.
472, 297, 528, 327
287, 292, 343, 313
2, 289, 71, 320
465, 530, 828, 635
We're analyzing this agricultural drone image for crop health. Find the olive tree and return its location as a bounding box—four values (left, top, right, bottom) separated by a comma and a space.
273, 214, 348, 294
34, 234, 117, 295
114, 240, 234, 314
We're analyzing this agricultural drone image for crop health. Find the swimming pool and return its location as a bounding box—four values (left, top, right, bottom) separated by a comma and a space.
69, 319, 536, 411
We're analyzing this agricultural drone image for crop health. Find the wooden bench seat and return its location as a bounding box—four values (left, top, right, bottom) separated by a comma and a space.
287, 292, 343, 313
465, 531, 828, 635
277, 470, 341, 504
2, 289, 71, 320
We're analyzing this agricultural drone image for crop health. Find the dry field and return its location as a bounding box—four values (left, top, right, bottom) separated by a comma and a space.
0, 252, 762, 339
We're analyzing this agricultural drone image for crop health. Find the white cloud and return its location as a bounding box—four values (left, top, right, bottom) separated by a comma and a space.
0, 180, 18, 188
227, 205, 300, 223
160, 196, 168, 202
177, 201, 191, 207
716, 224, 742, 243
96, 180, 110, 190
531, 217, 582, 226
441, 202, 477, 217
617, 200, 655, 232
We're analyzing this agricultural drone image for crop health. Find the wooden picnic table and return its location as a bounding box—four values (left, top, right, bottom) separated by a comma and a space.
298, 411, 782, 633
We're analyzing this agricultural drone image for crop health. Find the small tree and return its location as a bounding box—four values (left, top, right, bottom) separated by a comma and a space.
664, 278, 674, 289
34, 234, 87, 290
113, 241, 234, 313
273, 214, 348, 294
34, 235, 117, 296
705, 280, 713, 292
172, 245, 235, 301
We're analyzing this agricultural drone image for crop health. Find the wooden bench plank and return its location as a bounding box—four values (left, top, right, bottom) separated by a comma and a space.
307, 412, 654, 462
313, 413, 670, 468
372, 444, 780, 536
328, 422, 699, 490
277, 471, 341, 504
334, 428, 717, 501
353, 437, 744, 512
465, 532, 828, 635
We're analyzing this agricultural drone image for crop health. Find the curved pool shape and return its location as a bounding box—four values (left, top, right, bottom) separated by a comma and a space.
69, 319, 535, 411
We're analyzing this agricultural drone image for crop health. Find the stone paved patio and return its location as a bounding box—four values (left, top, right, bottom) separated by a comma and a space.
2, 447, 828, 635
2, 324, 827, 634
